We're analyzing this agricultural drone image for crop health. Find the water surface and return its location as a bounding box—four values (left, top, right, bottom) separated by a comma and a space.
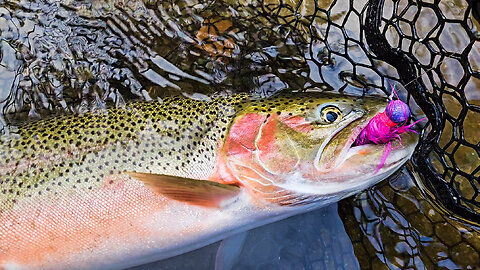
1, 0, 479, 268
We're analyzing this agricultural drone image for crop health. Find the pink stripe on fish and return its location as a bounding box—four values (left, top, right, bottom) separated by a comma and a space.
0, 177, 168, 268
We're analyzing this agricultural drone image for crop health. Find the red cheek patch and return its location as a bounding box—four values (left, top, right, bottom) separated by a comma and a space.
223, 113, 303, 180
256, 115, 299, 175
255, 115, 277, 154
225, 113, 265, 156
279, 115, 313, 133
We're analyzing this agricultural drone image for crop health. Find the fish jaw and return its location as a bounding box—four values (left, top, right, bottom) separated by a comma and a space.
278, 109, 419, 198
280, 131, 418, 197
309, 95, 420, 181
313, 108, 372, 172
312, 114, 419, 184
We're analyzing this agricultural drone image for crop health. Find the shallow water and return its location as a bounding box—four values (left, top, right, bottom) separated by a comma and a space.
1, 0, 479, 269
132, 167, 480, 269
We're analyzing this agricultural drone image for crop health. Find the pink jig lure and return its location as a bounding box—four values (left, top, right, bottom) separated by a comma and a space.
355, 95, 425, 174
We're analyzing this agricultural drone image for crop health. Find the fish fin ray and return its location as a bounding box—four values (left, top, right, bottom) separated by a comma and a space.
125, 172, 241, 208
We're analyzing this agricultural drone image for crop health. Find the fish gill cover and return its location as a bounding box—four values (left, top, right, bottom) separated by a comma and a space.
0, 0, 480, 268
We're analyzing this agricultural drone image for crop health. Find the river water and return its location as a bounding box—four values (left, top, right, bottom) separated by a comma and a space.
1, 0, 479, 268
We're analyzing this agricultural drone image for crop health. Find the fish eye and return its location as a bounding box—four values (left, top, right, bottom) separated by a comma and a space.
319, 106, 342, 124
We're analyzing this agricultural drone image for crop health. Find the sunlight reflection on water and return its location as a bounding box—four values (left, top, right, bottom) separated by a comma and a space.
1, 0, 479, 269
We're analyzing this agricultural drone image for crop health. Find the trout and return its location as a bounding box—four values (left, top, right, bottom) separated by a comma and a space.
0, 92, 418, 269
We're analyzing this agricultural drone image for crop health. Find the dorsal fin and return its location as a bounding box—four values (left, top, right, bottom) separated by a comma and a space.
125, 172, 241, 208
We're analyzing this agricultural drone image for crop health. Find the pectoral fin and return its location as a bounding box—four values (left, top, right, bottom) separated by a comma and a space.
125, 172, 241, 208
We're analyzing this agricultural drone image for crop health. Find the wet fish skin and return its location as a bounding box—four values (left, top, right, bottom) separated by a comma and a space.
0, 92, 417, 269
0, 92, 374, 205
1, 94, 239, 205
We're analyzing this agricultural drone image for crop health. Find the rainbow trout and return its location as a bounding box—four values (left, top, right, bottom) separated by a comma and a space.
0, 92, 418, 269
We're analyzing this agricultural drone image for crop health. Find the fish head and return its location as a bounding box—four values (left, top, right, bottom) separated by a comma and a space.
224, 92, 419, 205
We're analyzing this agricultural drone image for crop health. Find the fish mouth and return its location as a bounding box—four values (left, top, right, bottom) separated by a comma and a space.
314, 108, 381, 171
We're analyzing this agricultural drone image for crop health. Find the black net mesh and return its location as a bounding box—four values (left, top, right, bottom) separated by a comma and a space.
259, 0, 480, 221
363, 0, 480, 223
338, 167, 480, 269
1, 0, 480, 268
0, 0, 479, 227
